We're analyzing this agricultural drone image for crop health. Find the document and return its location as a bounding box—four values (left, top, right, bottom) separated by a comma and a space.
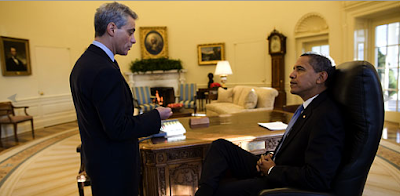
258, 121, 288, 131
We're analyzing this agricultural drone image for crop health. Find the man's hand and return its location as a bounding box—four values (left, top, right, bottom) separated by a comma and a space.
256, 153, 276, 176
156, 107, 173, 120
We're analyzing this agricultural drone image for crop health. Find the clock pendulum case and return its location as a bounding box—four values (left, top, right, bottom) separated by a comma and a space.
267, 29, 287, 109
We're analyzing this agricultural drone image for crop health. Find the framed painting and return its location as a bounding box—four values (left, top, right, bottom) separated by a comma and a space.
197, 43, 225, 65
0, 36, 31, 76
140, 26, 168, 59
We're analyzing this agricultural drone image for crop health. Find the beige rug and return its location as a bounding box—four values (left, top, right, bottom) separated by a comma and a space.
0, 128, 91, 196
0, 128, 399, 196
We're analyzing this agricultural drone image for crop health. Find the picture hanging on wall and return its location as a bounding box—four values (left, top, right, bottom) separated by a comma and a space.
140, 26, 168, 59
0, 36, 31, 76
197, 42, 225, 65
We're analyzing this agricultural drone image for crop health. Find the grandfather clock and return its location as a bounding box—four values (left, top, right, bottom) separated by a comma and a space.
267, 29, 287, 109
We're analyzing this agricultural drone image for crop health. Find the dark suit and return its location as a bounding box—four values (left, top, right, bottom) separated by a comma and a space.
70, 44, 161, 196
6, 57, 26, 71
198, 90, 345, 195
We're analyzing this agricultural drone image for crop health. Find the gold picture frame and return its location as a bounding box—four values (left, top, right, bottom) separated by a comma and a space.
140, 26, 168, 59
0, 36, 31, 76
197, 43, 225, 65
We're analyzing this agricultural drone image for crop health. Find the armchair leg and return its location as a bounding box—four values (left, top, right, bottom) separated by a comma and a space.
13, 124, 18, 142
77, 181, 85, 196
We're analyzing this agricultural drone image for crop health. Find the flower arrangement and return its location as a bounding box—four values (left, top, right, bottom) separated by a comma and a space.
167, 103, 183, 108
210, 82, 221, 88
167, 103, 184, 112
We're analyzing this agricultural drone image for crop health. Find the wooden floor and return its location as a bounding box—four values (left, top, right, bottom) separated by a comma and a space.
0, 121, 79, 153
0, 120, 399, 196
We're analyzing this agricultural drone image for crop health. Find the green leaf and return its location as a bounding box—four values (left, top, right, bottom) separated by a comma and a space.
130, 58, 183, 73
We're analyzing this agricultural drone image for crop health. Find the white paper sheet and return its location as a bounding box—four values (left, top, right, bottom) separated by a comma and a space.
258, 121, 288, 131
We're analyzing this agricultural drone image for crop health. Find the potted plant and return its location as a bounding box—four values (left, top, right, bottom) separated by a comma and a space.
130, 58, 183, 73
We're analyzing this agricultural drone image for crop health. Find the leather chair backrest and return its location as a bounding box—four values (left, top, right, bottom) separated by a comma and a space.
329, 61, 384, 196
0, 101, 13, 116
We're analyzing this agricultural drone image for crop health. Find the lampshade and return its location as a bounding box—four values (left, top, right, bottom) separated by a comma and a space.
214, 61, 233, 76
214, 61, 232, 88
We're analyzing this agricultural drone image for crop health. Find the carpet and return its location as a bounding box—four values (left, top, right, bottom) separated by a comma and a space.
0, 128, 88, 196
0, 127, 399, 196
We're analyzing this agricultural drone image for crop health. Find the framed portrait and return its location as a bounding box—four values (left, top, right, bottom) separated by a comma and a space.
197, 43, 225, 65
0, 36, 31, 76
140, 26, 168, 59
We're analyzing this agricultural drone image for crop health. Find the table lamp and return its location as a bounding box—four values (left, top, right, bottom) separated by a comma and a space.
214, 61, 233, 87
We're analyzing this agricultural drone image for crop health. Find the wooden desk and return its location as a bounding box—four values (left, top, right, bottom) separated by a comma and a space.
139, 110, 292, 196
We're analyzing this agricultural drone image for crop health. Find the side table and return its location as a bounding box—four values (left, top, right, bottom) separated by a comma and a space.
196, 88, 209, 111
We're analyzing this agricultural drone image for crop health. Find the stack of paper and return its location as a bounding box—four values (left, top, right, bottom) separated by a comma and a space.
258, 121, 288, 131
150, 119, 186, 142
160, 119, 186, 137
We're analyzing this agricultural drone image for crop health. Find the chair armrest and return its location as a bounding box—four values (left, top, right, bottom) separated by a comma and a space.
13, 106, 29, 109
76, 144, 82, 153
259, 188, 333, 196
13, 105, 30, 116
132, 98, 141, 109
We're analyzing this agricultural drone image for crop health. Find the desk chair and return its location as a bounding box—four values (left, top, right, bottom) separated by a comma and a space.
132, 86, 158, 113
260, 61, 384, 196
177, 83, 197, 113
76, 145, 90, 196
0, 101, 34, 142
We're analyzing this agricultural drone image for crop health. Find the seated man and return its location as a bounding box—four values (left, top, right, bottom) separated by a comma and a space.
195, 53, 345, 196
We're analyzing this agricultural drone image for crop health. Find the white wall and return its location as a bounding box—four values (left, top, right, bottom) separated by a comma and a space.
0, 1, 344, 97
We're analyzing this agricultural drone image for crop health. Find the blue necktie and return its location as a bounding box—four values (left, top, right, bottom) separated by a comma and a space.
274, 104, 304, 160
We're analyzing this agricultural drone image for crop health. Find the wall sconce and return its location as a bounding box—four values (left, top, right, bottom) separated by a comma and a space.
214, 61, 233, 87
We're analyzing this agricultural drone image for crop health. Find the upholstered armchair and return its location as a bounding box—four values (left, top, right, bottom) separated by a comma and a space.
0, 101, 34, 142
259, 61, 384, 196
132, 86, 158, 113
177, 83, 197, 113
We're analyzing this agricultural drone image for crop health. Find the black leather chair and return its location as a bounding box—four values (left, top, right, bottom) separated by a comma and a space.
259, 61, 384, 196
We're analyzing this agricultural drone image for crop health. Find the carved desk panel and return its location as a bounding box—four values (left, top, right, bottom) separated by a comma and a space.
139, 110, 291, 196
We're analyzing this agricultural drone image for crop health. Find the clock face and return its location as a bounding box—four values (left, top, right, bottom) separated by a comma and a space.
270, 35, 281, 53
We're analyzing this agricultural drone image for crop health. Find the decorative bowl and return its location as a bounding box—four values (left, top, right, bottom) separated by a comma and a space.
168, 103, 184, 112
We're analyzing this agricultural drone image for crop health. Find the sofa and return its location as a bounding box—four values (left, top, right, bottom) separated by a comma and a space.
205, 86, 278, 116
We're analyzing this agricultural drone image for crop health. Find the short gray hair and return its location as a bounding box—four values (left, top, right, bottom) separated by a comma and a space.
94, 2, 138, 37
300, 52, 336, 87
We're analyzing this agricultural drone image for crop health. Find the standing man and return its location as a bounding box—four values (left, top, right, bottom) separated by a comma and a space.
70, 2, 172, 196
195, 53, 345, 196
